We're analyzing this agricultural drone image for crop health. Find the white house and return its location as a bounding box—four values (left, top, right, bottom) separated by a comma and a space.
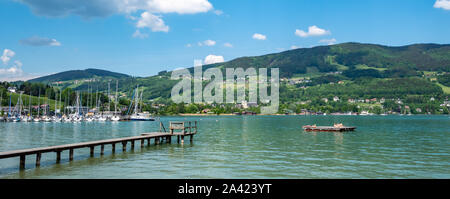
7, 87, 16, 93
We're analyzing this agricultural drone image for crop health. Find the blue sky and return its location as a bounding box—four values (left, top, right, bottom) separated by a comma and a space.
0, 0, 449, 81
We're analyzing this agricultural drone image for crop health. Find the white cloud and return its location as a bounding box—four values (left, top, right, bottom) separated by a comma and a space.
295, 25, 330, 37
434, 0, 450, 10
0, 67, 40, 81
0, 60, 37, 82
14, 61, 23, 68
252, 33, 266, 40
18, 0, 214, 16
136, 12, 169, 32
20, 36, 61, 46
290, 45, 300, 50
224, 42, 233, 47
0, 66, 23, 76
1, 49, 15, 65
204, 55, 224, 65
198, 39, 216, 46
137, 0, 213, 14
17, 0, 215, 36
214, 9, 223, 15
0, 49, 41, 81
132, 29, 149, 38
319, 38, 337, 45
186, 43, 192, 47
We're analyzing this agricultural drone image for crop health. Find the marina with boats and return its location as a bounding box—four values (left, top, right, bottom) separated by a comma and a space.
0, 83, 154, 123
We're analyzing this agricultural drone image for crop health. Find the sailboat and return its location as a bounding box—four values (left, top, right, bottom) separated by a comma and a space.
9, 92, 22, 122
111, 80, 121, 122
42, 94, 51, 122
70, 92, 83, 122
21, 92, 32, 122
52, 90, 62, 122
129, 85, 154, 121
33, 90, 41, 122
0, 92, 4, 122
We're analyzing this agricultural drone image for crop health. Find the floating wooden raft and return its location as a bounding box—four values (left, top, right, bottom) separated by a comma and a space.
303, 125, 356, 132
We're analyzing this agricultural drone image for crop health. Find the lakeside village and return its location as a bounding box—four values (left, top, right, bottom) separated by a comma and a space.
1, 78, 449, 122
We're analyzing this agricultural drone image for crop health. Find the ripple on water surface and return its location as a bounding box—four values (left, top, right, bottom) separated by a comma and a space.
0, 115, 449, 178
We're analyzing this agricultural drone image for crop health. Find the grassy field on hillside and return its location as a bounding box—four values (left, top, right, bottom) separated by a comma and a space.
436, 82, 450, 94
7, 93, 64, 110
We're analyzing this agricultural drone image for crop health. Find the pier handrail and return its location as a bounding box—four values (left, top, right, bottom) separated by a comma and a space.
159, 121, 167, 133
169, 121, 197, 135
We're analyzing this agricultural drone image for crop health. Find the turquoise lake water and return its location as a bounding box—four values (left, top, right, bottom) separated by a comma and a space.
0, 115, 449, 179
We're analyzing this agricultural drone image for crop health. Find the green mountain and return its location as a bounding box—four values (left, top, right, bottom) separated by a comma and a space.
28, 68, 130, 83
26, 42, 450, 104
198, 42, 450, 78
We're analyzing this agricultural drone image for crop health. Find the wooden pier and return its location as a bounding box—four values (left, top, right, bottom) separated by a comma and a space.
0, 121, 197, 170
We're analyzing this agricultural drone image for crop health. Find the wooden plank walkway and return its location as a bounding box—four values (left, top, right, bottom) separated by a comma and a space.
0, 121, 197, 170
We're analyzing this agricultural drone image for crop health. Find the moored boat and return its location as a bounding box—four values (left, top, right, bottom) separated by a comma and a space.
110, 115, 121, 121
303, 123, 356, 132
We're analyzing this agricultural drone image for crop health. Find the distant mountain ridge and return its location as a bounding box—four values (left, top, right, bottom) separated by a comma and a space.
196, 42, 450, 77
28, 68, 130, 83
26, 42, 450, 100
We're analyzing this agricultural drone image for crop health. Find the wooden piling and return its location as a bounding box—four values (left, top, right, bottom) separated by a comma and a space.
100, 145, 104, 155
69, 149, 74, 161
56, 151, 61, 163
122, 142, 127, 152
90, 146, 95, 157
141, 139, 144, 148
36, 153, 41, 167
20, 155, 25, 170
112, 143, 116, 153
131, 140, 135, 150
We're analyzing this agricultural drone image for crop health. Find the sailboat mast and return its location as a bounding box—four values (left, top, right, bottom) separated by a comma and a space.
87, 85, 90, 110
18, 92, 22, 116
29, 91, 32, 117
55, 90, 57, 116
59, 89, 62, 116
96, 86, 98, 112
115, 80, 118, 115
134, 86, 139, 114
45, 92, 48, 116
37, 89, 40, 117
76, 92, 80, 116
9, 93, 11, 117
66, 89, 69, 115
0, 92, 2, 116
108, 82, 111, 113
139, 89, 144, 112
